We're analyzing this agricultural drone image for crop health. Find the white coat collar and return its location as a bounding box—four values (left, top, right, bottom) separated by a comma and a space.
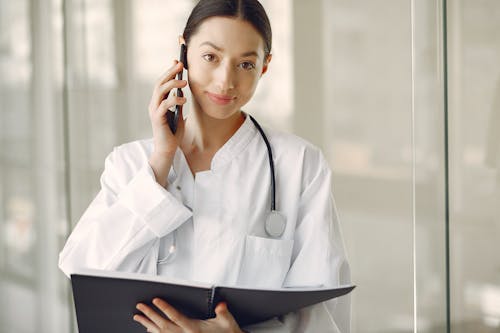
171, 112, 257, 177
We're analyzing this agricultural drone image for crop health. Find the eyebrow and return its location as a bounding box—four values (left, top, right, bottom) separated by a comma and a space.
199, 41, 260, 58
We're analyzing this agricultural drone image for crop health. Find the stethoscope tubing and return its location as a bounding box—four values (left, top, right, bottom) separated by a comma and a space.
248, 115, 276, 211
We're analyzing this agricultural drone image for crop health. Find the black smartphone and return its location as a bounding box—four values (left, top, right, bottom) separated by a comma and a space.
166, 44, 188, 134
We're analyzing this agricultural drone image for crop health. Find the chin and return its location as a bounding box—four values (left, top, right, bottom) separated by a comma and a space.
203, 106, 242, 120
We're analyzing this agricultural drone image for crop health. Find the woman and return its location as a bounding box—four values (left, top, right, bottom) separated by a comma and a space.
59, 0, 351, 332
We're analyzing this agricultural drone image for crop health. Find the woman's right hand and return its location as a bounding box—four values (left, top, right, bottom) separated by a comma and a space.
148, 60, 188, 187
148, 60, 188, 156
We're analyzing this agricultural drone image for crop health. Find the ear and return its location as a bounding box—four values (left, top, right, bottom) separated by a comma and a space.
261, 54, 272, 76
178, 35, 186, 45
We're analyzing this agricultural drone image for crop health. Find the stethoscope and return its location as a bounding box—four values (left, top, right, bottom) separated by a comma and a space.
157, 115, 287, 265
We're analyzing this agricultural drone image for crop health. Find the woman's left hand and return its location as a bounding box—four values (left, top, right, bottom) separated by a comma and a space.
134, 298, 244, 333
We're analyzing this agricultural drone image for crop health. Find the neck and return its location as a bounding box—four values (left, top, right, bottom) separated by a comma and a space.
182, 107, 245, 154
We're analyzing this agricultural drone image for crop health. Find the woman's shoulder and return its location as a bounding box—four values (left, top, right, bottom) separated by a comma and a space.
95, 138, 155, 190
112, 138, 154, 156
261, 127, 332, 190
263, 126, 329, 169
103, 138, 154, 172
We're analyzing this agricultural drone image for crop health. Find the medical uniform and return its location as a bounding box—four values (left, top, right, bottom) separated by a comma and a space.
59, 114, 351, 332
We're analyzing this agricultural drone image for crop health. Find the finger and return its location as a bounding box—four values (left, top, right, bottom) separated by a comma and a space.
156, 61, 184, 87
149, 83, 186, 113
151, 80, 187, 110
157, 79, 187, 100
136, 303, 173, 330
214, 302, 240, 328
133, 314, 159, 333
152, 298, 193, 331
149, 94, 184, 122
152, 96, 187, 119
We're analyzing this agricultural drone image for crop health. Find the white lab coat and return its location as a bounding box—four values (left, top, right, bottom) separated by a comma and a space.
59, 114, 351, 332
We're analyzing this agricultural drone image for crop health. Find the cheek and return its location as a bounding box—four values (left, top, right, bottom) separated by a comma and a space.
186, 70, 209, 100
187, 64, 210, 86
238, 75, 259, 100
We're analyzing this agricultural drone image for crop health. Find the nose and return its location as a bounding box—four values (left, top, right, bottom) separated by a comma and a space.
214, 61, 235, 92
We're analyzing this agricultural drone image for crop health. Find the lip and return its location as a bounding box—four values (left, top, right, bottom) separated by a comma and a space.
206, 92, 235, 105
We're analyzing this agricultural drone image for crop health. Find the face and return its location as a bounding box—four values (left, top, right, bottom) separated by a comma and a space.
184, 17, 271, 120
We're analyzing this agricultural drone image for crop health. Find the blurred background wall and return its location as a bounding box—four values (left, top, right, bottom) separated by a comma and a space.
0, 0, 499, 332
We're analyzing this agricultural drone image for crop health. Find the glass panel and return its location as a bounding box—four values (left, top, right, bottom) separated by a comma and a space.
324, 1, 414, 332
0, 0, 69, 332
0, 0, 35, 280
64, 0, 118, 220
413, 0, 448, 332
448, 0, 500, 331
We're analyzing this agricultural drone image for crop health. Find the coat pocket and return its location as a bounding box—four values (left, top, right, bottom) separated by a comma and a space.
237, 235, 294, 288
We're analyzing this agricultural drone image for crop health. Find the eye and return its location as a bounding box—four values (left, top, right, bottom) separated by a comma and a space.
202, 54, 216, 62
239, 61, 256, 71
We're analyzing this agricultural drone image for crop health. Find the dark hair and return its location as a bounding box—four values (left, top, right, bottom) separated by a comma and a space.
183, 0, 272, 58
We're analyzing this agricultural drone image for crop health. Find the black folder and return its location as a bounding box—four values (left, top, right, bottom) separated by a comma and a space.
70, 269, 355, 332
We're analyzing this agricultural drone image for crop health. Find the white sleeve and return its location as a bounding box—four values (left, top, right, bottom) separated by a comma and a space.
58, 146, 193, 278
243, 150, 351, 333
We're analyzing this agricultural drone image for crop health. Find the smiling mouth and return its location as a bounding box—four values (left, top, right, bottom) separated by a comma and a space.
206, 92, 235, 105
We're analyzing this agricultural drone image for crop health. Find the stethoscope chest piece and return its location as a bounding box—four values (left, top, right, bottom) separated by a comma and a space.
265, 210, 287, 238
